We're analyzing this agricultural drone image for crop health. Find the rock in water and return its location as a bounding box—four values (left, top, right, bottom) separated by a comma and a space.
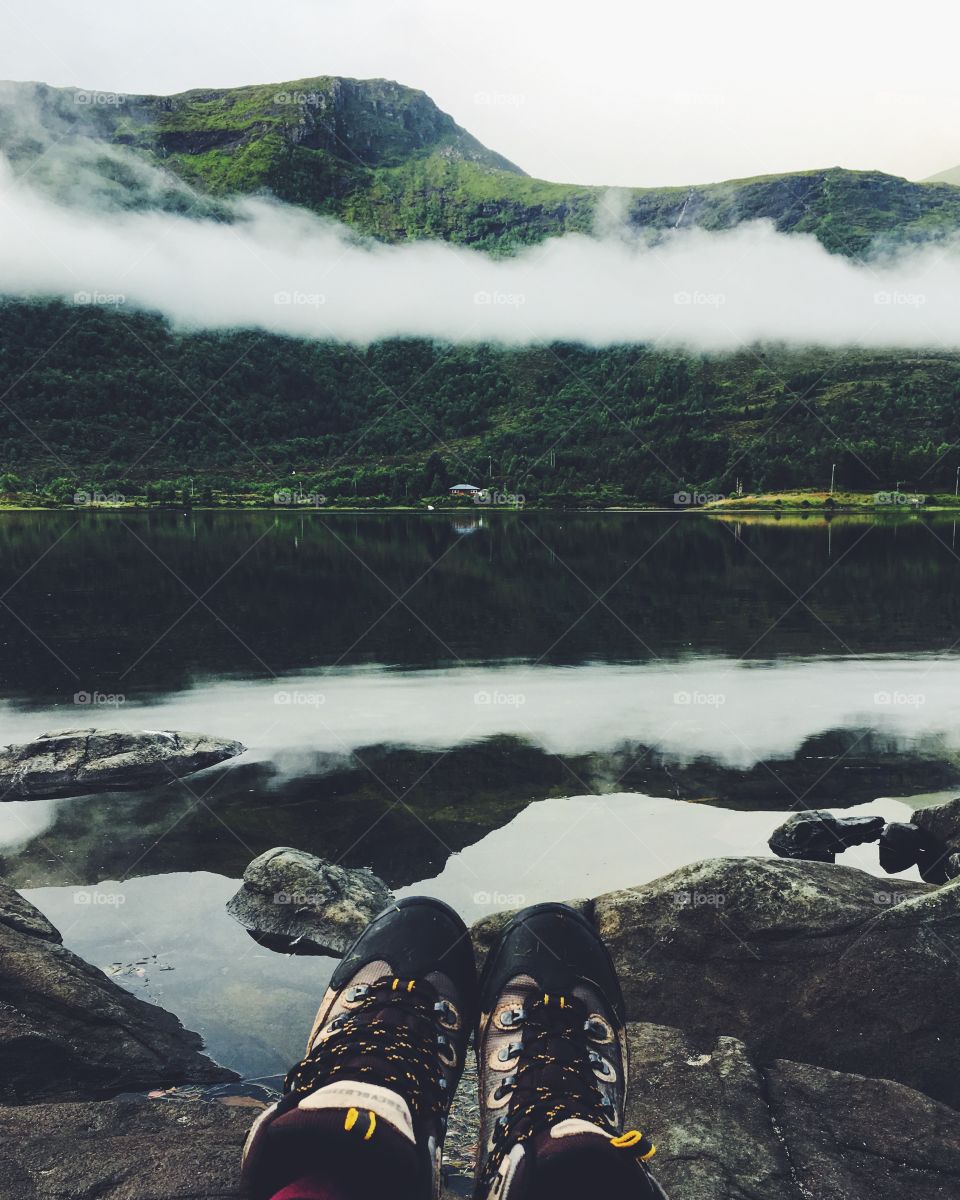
0, 881, 235, 1103
768, 809, 885, 862
878, 820, 923, 873
0, 729, 245, 800
912, 795, 960, 848
911, 796, 960, 882
226, 847, 394, 956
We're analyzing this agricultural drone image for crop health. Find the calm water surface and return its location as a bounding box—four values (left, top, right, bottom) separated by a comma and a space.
1, 510, 958, 1081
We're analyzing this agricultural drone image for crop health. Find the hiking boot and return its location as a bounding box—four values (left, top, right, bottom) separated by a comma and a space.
242, 896, 476, 1200
474, 902, 665, 1200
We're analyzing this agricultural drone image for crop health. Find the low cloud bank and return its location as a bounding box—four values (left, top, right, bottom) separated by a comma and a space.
0, 154, 957, 350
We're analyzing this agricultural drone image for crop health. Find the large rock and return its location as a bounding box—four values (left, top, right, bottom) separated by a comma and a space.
0, 881, 235, 1103
0, 729, 245, 800
593, 858, 959, 1107
625, 1023, 960, 1200
226, 847, 394, 956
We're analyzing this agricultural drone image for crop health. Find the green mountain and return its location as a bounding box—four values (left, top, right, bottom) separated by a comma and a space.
924, 164, 960, 186
2, 75, 960, 501
4, 76, 960, 255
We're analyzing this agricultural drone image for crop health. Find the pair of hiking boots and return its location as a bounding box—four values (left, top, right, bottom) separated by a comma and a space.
242, 898, 666, 1200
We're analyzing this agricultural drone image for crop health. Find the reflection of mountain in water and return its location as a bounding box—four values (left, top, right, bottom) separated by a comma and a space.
3, 511, 960, 704
2, 730, 955, 890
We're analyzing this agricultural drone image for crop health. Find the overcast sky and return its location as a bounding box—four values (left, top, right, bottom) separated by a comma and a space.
2, 0, 958, 187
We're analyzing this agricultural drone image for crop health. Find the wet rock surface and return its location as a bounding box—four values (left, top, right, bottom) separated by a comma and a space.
0, 881, 235, 1103
226, 847, 394, 956
0, 728, 245, 800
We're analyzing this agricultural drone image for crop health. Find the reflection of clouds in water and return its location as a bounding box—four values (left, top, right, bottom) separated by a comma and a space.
23, 871, 333, 1081
3, 657, 959, 771
403, 794, 921, 923
0, 797, 61, 852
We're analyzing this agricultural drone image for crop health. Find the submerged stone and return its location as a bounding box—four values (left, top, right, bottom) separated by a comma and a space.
226, 847, 394, 956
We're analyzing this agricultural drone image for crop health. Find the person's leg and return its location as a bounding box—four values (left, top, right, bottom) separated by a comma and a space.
241, 897, 476, 1200
473, 903, 667, 1200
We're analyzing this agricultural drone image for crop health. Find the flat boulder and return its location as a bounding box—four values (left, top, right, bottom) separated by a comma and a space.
0, 881, 235, 1103
226, 847, 393, 956
0, 729, 245, 800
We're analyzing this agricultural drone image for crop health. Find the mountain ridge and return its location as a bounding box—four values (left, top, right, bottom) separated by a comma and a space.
3, 75, 960, 255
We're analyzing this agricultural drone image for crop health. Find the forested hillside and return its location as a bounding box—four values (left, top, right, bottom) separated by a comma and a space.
2, 300, 959, 504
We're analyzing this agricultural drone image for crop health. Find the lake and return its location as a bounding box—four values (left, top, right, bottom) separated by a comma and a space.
1, 509, 959, 1085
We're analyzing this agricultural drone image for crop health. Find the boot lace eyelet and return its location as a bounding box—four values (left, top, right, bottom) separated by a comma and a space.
437, 1033, 457, 1069
495, 1005, 526, 1030
584, 1014, 614, 1045
434, 999, 461, 1031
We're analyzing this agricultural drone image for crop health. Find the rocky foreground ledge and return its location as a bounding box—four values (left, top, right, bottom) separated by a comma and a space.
3, 851, 960, 1197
